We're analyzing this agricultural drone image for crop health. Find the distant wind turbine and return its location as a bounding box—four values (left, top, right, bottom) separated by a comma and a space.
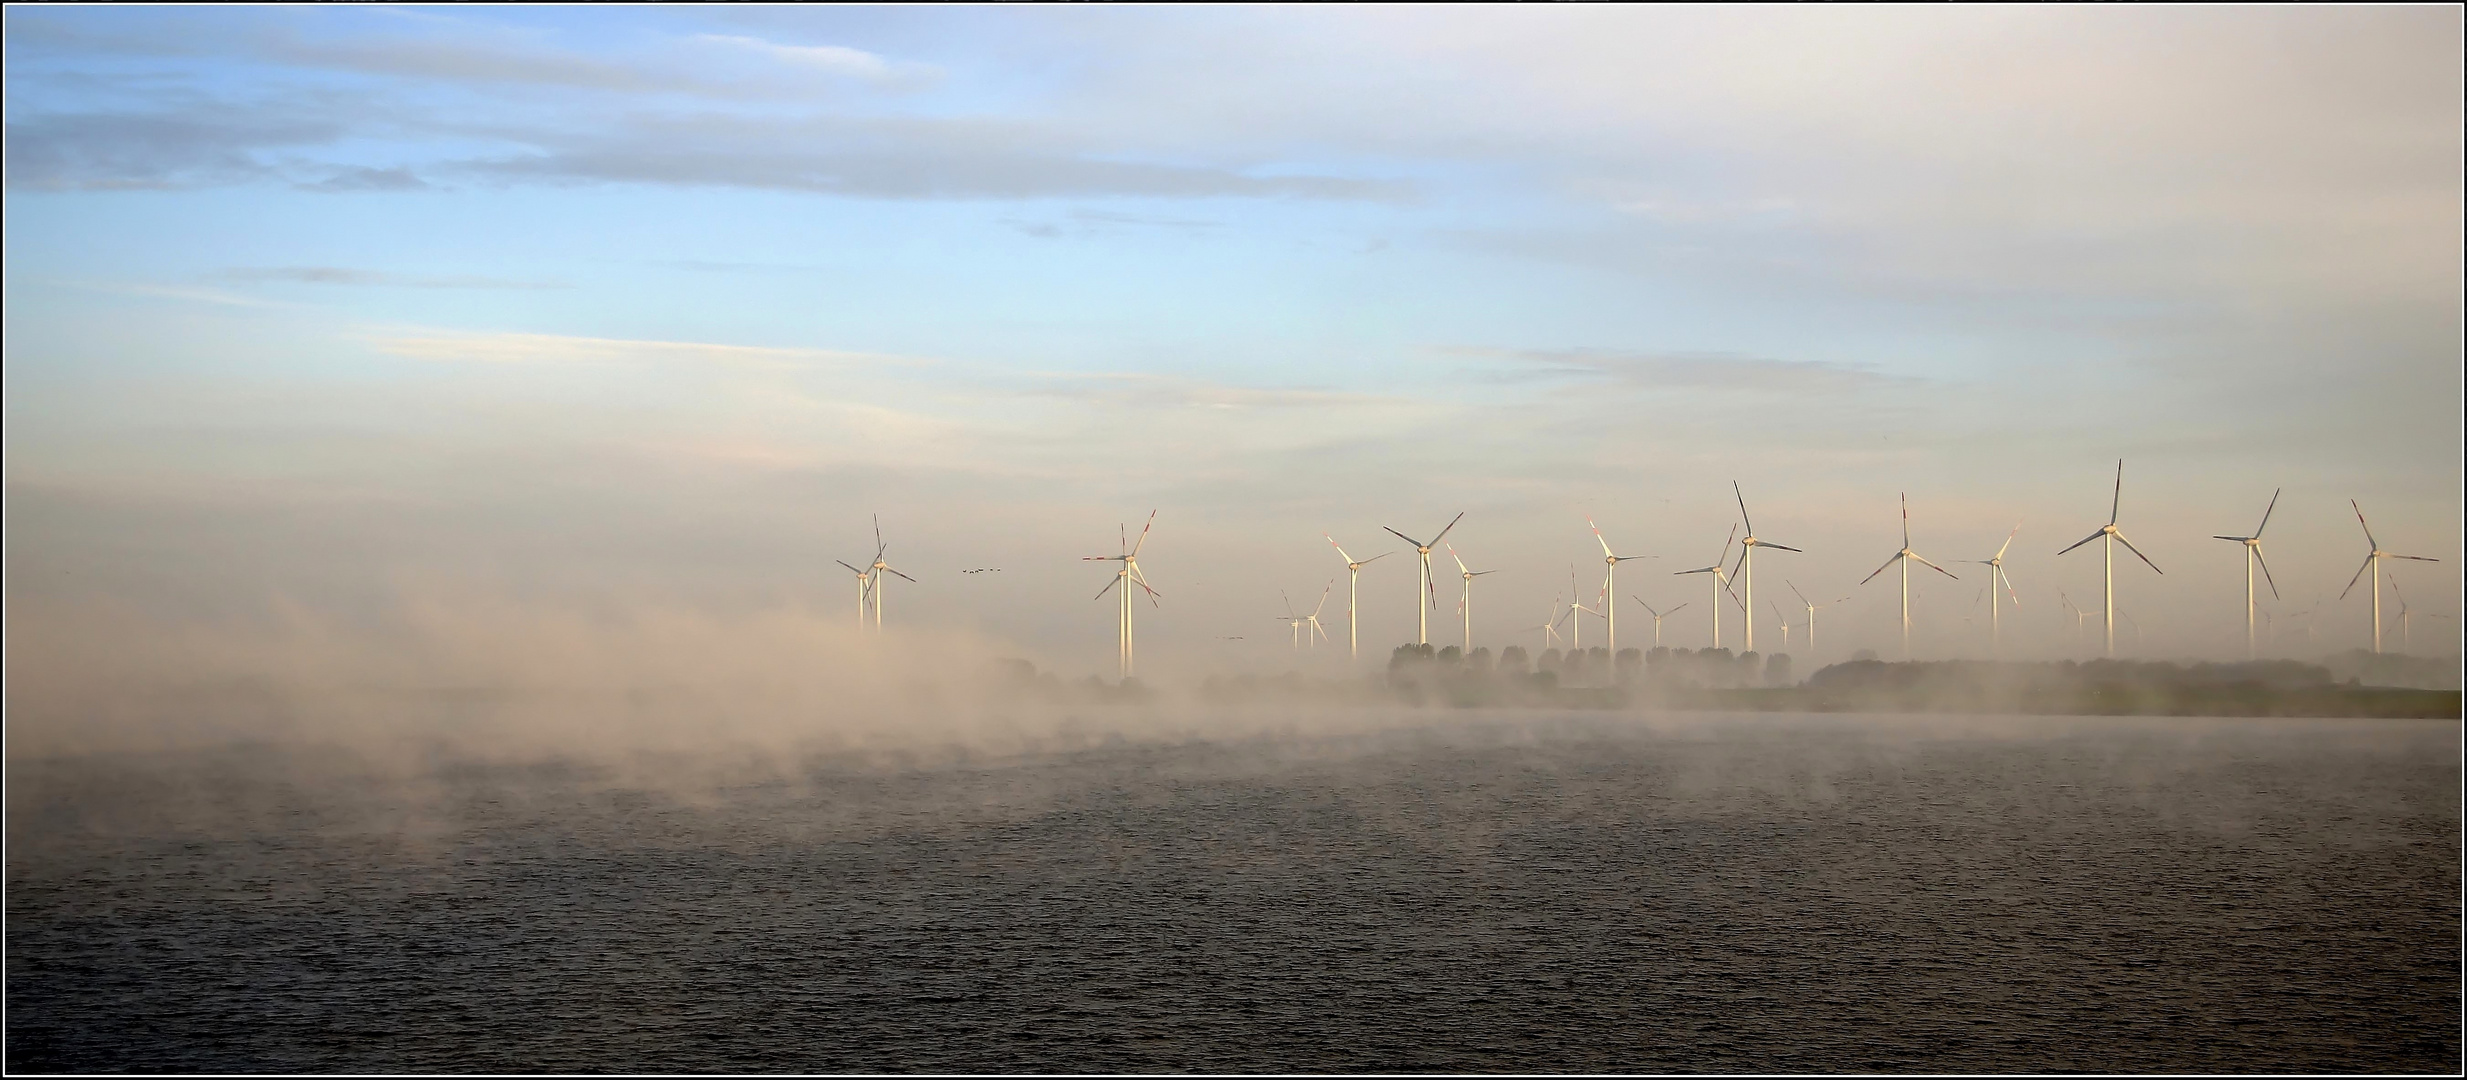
1860, 493, 1959, 660
833, 557, 874, 632
2339, 500, 2439, 654
1768, 599, 1795, 650
2061, 591, 2093, 652
1280, 583, 1334, 652
2387, 576, 2416, 653
2211, 489, 2281, 661
1785, 580, 1847, 658
1586, 514, 1654, 653
1630, 597, 1690, 647
855, 515, 916, 633
1675, 526, 1744, 650
1323, 535, 1394, 661
1962, 522, 2023, 656
1562, 564, 1603, 652
1085, 511, 1160, 679
1727, 482, 1801, 653
1447, 543, 1497, 652
2057, 460, 2162, 658
1530, 595, 1567, 652
1381, 513, 1464, 647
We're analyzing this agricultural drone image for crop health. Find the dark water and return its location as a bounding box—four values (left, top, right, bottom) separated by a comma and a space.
7, 712, 2460, 1073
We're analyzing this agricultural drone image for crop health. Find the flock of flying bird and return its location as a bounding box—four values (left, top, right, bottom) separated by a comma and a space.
835, 461, 2444, 680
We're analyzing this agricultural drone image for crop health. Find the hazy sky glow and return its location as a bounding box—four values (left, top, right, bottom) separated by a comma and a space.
6, 5, 2462, 676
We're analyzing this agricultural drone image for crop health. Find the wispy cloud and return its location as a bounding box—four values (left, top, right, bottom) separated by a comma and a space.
217, 266, 562, 290
298, 165, 430, 193
360, 329, 924, 373
1449, 346, 1919, 395
692, 34, 935, 86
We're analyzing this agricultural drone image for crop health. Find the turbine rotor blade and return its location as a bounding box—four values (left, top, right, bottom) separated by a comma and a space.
1429, 511, 1465, 547
1669, 603, 1690, 615
1447, 542, 1470, 576
1901, 492, 1911, 547
2389, 554, 2441, 562
1860, 552, 1902, 585
1910, 553, 1960, 580
1994, 521, 2021, 561
1129, 510, 1157, 557
1586, 514, 1614, 558
2339, 553, 2373, 599
2256, 488, 2279, 537
836, 560, 865, 575
1095, 577, 1119, 601
1362, 551, 1394, 564
880, 566, 918, 583
1734, 481, 1754, 537
2057, 529, 2106, 556
1998, 566, 2020, 606
1381, 526, 1423, 547
1788, 579, 1809, 606
2110, 459, 2123, 525
2253, 546, 2279, 600
2351, 500, 2377, 550
1762, 542, 1803, 553
2112, 531, 2163, 575
1325, 535, 1354, 563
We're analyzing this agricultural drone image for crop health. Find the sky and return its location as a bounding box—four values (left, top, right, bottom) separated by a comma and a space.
5, 5, 2462, 679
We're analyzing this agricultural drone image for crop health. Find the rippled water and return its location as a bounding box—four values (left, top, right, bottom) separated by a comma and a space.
7, 712, 2459, 1073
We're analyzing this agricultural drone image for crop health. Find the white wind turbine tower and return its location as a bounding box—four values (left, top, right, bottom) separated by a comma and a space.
833, 558, 875, 632
1085, 511, 1160, 679
1860, 493, 1960, 660
2057, 460, 2163, 658
1961, 523, 2024, 656
1562, 564, 1604, 652
1630, 598, 1689, 647
1675, 526, 1743, 650
1585, 515, 1654, 653
1323, 535, 1393, 661
2339, 500, 2439, 654
1726, 483, 1802, 654
2210, 489, 2281, 660
856, 515, 916, 632
1446, 543, 1497, 653
1785, 581, 1847, 659
1382, 512, 1464, 647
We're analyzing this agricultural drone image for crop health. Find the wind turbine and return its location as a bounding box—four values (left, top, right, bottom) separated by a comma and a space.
1768, 599, 1795, 650
2057, 460, 2162, 658
1561, 565, 1603, 652
1962, 522, 2024, 656
1323, 535, 1393, 661
1630, 597, 1690, 647
2061, 592, 2090, 652
1446, 543, 1497, 653
833, 558, 875, 632
2211, 489, 2281, 661
1860, 493, 1959, 660
1381, 512, 1463, 646
1279, 583, 1334, 652
1530, 595, 1567, 652
1675, 526, 1743, 650
856, 516, 916, 632
1785, 580, 1847, 658
1727, 482, 1801, 653
2387, 576, 2416, 653
2339, 500, 2439, 654
1585, 515, 1654, 653
1084, 511, 1160, 679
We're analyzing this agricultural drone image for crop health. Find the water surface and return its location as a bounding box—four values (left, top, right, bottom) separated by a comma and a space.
7, 712, 2459, 1072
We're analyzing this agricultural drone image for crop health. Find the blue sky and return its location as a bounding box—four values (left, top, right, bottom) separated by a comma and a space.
6, 6, 2461, 672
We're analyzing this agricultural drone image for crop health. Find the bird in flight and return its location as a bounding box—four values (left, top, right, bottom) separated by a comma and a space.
962, 567, 1002, 574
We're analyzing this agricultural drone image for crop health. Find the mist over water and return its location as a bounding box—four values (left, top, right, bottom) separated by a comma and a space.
8, 702, 2458, 1073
